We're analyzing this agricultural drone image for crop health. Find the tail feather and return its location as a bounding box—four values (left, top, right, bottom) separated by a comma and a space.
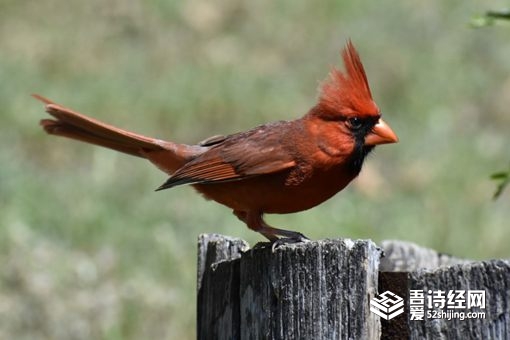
34, 94, 163, 152
34, 94, 199, 172
40, 118, 144, 157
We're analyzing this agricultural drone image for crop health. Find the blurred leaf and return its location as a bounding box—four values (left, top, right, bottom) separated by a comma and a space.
491, 165, 510, 200
491, 172, 509, 180
473, 7, 510, 199
471, 9, 510, 27
486, 9, 510, 20
470, 15, 495, 28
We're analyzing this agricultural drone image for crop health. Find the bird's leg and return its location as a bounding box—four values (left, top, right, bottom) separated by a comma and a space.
234, 210, 310, 248
260, 217, 311, 251
234, 210, 278, 242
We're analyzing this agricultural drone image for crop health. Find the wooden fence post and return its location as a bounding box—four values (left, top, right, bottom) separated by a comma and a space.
197, 235, 510, 340
197, 234, 249, 340
407, 261, 510, 339
197, 235, 381, 339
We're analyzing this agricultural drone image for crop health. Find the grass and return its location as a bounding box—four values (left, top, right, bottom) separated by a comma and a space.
1, 0, 509, 338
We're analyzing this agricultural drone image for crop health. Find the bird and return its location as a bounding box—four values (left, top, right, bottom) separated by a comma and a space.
34, 40, 398, 244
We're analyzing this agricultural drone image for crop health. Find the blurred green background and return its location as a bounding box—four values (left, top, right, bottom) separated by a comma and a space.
1, 0, 509, 339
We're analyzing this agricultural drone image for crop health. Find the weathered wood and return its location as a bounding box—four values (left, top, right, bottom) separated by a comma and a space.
239, 239, 381, 340
197, 235, 382, 340
197, 234, 249, 340
380, 240, 469, 272
197, 235, 510, 339
408, 260, 510, 339
378, 271, 410, 340
380, 240, 510, 339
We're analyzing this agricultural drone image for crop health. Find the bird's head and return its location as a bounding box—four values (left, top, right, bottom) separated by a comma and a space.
309, 40, 398, 151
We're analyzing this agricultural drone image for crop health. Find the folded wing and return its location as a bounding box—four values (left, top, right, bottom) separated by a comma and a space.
157, 122, 296, 190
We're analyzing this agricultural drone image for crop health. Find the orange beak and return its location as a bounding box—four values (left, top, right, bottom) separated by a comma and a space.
364, 118, 398, 146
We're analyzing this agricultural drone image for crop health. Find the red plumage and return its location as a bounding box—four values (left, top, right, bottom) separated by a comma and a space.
34, 41, 398, 243
318, 40, 379, 119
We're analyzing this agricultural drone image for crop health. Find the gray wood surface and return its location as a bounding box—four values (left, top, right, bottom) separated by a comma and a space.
197, 235, 381, 340
409, 260, 510, 339
197, 234, 249, 340
197, 235, 510, 340
380, 239, 469, 272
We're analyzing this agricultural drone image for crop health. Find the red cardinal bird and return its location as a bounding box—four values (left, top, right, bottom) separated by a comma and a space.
35, 41, 397, 243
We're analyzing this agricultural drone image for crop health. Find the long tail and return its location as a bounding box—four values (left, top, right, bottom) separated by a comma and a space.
34, 94, 200, 174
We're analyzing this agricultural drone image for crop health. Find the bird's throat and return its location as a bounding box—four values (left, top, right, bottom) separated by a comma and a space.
346, 139, 374, 175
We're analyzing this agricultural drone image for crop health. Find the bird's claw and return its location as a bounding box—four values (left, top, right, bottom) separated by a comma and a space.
252, 241, 273, 250
270, 234, 310, 252
252, 232, 310, 251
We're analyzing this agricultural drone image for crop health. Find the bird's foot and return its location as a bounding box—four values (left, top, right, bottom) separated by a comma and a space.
252, 241, 273, 250
252, 232, 310, 252
270, 234, 310, 252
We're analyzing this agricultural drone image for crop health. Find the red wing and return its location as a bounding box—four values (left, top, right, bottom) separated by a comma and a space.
156, 122, 296, 190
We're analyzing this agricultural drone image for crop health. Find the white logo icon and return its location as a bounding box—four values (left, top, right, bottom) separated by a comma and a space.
370, 290, 404, 320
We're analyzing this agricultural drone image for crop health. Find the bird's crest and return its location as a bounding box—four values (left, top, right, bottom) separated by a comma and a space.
317, 40, 379, 118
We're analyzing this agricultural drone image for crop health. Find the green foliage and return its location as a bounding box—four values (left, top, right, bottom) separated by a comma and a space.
470, 6, 510, 199
1, 1, 509, 339
491, 165, 510, 199
471, 9, 510, 27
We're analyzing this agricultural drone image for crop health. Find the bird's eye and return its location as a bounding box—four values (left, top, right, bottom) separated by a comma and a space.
348, 117, 363, 130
